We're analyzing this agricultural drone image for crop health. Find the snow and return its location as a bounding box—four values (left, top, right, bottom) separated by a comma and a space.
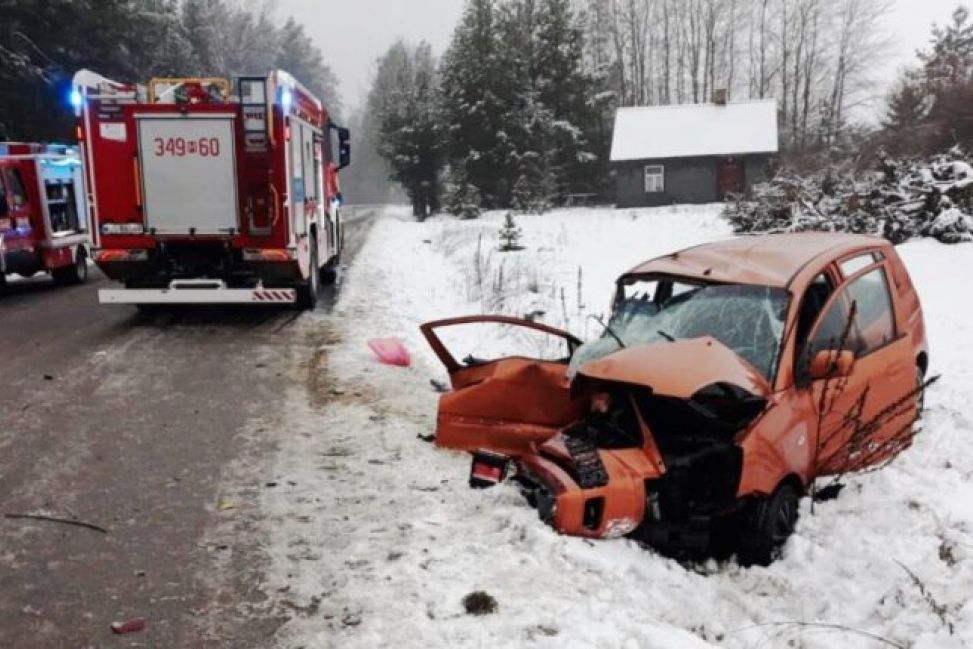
258, 205, 973, 648
610, 100, 779, 162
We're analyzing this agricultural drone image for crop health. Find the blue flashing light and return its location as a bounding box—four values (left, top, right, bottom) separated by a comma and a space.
280, 88, 293, 110
69, 88, 83, 110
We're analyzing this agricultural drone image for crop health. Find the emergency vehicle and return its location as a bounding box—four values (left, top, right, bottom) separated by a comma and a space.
0, 142, 91, 291
71, 69, 350, 309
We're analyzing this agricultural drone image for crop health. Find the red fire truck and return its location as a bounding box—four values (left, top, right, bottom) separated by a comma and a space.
71, 69, 350, 309
0, 142, 91, 291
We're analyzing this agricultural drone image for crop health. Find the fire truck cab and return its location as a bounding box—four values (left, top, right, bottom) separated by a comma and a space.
71, 69, 350, 309
0, 142, 91, 291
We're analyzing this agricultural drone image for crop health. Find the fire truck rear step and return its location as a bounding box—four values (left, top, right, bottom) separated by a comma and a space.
98, 279, 296, 305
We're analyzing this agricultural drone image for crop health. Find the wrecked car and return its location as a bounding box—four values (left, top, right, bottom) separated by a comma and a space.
421, 233, 929, 565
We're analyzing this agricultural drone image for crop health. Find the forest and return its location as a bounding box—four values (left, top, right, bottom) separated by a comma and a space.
5, 0, 973, 234
363, 0, 973, 230
364, 0, 900, 217
0, 0, 338, 141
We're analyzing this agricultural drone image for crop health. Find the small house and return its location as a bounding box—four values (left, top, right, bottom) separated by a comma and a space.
609, 97, 778, 207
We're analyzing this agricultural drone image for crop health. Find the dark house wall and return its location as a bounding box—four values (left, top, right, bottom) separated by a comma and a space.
614, 154, 772, 208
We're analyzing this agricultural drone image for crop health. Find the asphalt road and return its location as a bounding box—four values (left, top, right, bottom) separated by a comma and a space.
0, 209, 375, 648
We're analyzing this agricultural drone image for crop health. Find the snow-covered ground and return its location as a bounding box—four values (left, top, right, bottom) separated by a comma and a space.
260, 206, 973, 648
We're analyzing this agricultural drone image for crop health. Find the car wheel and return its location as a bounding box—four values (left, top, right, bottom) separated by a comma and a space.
738, 483, 800, 567
296, 239, 319, 310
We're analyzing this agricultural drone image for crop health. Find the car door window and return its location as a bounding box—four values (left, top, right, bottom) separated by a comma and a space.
807, 292, 854, 359
795, 272, 835, 348
805, 266, 896, 362
846, 267, 896, 355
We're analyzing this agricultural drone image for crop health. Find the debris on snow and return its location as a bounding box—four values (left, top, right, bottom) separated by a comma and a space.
462, 591, 498, 616
4, 512, 108, 534
110, 618, 146, 634
725, 147, 973, 243
367, 338, 412, 367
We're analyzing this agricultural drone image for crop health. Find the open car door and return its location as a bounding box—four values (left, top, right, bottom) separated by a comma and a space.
420, 315, 586, 457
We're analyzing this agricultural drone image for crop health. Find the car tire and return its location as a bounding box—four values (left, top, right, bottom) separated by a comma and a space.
738, 483, 800, 567
296, 239, 320, 310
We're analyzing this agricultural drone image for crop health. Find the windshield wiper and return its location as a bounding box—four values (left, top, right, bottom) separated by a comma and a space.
657, 329, 676, 343
589, 315, 626, 349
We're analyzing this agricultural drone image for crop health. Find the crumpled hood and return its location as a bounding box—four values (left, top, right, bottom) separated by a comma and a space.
575, 336, 771, 399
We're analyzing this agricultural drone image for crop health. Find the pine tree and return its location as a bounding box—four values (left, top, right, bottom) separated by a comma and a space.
440, 0, 602, 210
439, 0, 513, 207
371, 41, 443, 219
443, 163, 482, 219
884, 74, 929, 132
131, 0, 197, 77
498, 212, 523, 251
276, 17, 341, 117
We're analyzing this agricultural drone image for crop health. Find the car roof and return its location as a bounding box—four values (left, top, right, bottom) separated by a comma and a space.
623, 232, 888, 289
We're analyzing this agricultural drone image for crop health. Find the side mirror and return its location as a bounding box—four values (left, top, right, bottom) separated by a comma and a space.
809, 349, 855, 381
337, 127, 351, 170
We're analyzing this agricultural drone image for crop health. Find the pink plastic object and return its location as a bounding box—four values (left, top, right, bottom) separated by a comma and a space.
368, 338, 412, 367
111, 618, 146, 634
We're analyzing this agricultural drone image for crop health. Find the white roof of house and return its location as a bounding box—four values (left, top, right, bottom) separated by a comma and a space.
610, 99, 779, 162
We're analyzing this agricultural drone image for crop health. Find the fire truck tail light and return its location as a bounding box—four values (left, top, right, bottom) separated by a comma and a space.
95, 249, 149, 263
243, 248, 293, 262
101, 223, 145, 236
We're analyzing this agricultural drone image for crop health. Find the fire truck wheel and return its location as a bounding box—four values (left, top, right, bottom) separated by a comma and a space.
320, 257, 339, 286
52, 249, 89, 285
0, 272, 7, 294
297, 239, 320, 310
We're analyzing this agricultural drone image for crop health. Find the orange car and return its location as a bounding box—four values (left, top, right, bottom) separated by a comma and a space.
421, 233, 929, 565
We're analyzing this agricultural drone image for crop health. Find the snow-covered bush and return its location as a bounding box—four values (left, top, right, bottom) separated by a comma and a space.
725, 148, 973, 244
443, 165, 482, 220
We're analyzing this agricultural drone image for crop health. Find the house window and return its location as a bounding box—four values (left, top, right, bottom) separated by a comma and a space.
644, 165, 665, 193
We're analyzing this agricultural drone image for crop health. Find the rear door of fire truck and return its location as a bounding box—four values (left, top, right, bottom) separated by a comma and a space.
136, 85, 239, 236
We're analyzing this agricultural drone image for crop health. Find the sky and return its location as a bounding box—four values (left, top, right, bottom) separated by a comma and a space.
275, 0, 464, 113
276, 0, 962, 114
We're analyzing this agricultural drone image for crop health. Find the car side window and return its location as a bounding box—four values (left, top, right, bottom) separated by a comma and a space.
806, 266, 896, 362
807, 292, 854, 359
795, 272, 835, 348
846, 267, 896, 355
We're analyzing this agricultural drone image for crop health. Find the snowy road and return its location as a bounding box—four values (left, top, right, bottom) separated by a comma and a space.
0, 209, 375, 647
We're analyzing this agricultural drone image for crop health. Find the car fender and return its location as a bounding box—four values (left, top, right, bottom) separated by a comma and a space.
736, 397, 814, 497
